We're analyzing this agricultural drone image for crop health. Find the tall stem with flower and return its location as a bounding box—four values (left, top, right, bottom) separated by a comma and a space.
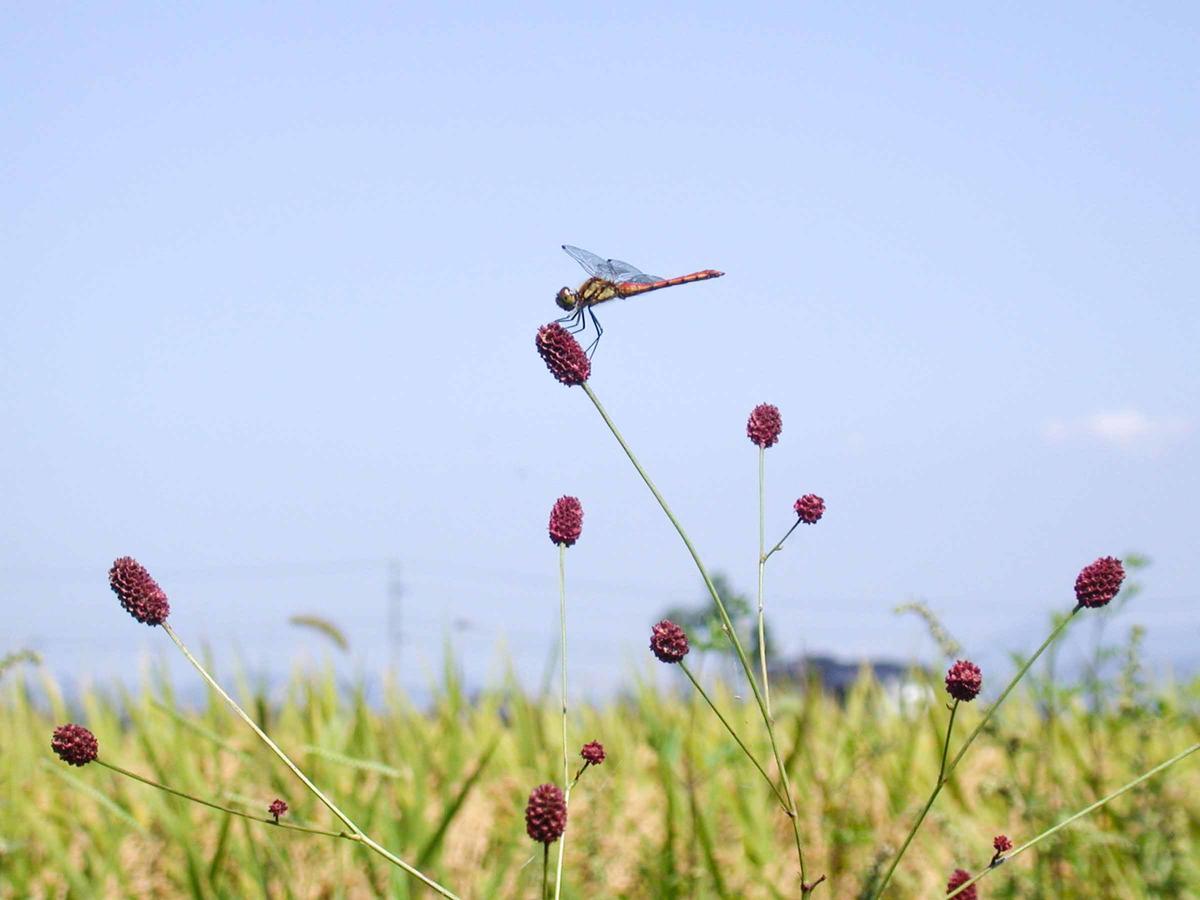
872, 555, 1131, 897
67, 557, 463, 898
547, 495, 584, 900
536, 324, 822, 894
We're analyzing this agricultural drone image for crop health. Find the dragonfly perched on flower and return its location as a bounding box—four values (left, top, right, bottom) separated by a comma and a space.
556, 245, 724, 354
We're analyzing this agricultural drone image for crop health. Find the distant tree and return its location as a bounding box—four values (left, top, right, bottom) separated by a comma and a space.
660, 572, 774, 666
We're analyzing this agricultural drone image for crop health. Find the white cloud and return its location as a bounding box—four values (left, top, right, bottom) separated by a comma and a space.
1042, 409, 1193, 451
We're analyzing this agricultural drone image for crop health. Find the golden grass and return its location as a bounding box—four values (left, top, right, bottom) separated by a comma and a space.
3, 658, 1198, 898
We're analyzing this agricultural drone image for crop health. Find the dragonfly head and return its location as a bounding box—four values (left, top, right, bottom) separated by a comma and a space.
555, 286, 578, 311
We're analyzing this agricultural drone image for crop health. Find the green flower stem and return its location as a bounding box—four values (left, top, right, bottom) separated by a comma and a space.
756, 446, 771, 718
872, 608, 1080, 898
938, 703, 957, 780
580, 383, 811, 891
679, 662, 789, 810
946, 740, 1200, 899
580, 384, 768, 727
554, 544, 570, 900
542, 843, 550, 900
945, 608, 1078, 776
95, 758, 353, 839
568, 761, 591, 791
763, 520, 802, 564
873, 702, 959, 897
161, 623, 459, 899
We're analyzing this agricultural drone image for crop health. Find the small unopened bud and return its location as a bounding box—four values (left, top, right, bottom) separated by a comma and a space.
580, 741, 606, 765
946, 868, 976, 899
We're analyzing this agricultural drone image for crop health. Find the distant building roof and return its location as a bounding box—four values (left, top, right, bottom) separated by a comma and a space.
769, 654, 929, 697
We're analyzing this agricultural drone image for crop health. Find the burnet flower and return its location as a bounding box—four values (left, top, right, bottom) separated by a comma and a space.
109, 556, 170, 626
794, 494, 825, 525
580, 741, 606, 766
51, 724, 98, 767
945, 659, 983, 702
946, 868, 976, 899
536, 323, 590, 387
1074, 556, 1125, 609
746, 403, 782, 448
649, 620, 689, 664
549, 496, 583, 547
524, 783, 567, 844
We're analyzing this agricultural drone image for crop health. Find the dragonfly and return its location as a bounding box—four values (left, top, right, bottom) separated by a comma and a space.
556, 245, 724, 354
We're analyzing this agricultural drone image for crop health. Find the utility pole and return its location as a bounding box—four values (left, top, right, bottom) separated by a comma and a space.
387, 559, 403, 673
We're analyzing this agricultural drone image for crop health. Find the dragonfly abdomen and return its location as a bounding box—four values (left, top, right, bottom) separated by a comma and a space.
615, 269, 725, 297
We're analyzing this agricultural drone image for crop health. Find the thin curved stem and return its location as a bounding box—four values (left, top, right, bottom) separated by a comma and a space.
580, 386, 769, 731
161, 623, 459, 899
554, 544, 570, 900
679, 662, 789, 810
946, 740, 1200, 899
581, 383, 812, 890
95, 759, 355, 840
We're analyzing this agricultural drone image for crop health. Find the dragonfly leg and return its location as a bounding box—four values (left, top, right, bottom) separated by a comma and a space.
562, 307, 588, 335
584, 307, 603, 357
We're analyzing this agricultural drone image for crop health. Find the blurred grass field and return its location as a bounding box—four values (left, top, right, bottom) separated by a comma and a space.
2, 651, 1198, 899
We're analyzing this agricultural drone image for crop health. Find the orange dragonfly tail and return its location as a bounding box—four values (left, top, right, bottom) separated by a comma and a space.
615, 269, 724, 297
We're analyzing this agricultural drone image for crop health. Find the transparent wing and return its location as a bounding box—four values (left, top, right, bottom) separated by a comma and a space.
562, 245, 608, 277
603, 257, 662, 283
614, 271, 663, 284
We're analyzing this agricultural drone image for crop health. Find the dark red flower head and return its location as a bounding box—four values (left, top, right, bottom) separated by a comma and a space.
51, 723, 98, 767
549, 496, 584, 547
993, 834, 1012, 853
109, 557, 170, 626
945, 659, 983, 702
747, 403, 782, 448
580, 741, 606, 765
1074, 556, 1125, 609
524, 783, 567, 844
650, 619, 689, 664
536, 323, 590, 386
268, 798, 288, 821
794, 494, 825, 524
946, 868, 977, 899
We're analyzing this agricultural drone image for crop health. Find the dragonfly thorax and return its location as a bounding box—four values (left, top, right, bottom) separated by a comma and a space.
555, 287, 578, 311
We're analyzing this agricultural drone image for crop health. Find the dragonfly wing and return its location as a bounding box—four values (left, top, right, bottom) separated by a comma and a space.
562, 245, 608, 277
614, 271, 663, 284
603, 258, 662, 282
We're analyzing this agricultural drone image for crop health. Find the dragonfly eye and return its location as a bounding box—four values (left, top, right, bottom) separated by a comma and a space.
555, 287, 577, 311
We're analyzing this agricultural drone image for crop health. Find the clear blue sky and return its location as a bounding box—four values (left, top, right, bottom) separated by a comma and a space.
3, 4, 1197, 696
